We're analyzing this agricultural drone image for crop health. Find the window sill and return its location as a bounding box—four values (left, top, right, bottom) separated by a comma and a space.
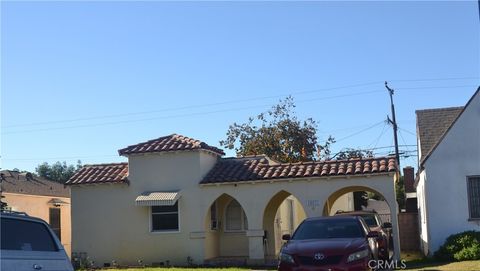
468, 218, 480, 222
224, 230, 247, 235
150, 230, 181, 234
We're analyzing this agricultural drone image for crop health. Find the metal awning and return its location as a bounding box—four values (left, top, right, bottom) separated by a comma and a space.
48, 198, 69, 206
135, 191, 181, 206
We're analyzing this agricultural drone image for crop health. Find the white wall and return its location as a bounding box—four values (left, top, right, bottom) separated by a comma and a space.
416, 171, 429, 256
420, 92, 480, 255
329, 192, 354, 215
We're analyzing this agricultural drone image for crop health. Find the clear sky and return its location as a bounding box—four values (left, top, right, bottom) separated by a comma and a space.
1, 1, 479, 172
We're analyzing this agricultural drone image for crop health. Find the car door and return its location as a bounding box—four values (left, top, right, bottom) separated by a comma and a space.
1, 216, 73, 271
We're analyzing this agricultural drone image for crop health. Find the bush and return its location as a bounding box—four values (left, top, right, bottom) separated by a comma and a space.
434, 231, 480, 261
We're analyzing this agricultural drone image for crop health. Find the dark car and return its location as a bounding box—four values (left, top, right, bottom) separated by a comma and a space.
278, 216, 379, 271
334, 210, 392, 260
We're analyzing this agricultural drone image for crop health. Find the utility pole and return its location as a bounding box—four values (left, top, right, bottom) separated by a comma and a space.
385, 81, 400, 169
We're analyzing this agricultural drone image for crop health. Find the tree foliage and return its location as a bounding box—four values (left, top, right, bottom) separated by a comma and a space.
396, 175, 406, 210
220, 96, 374, 162
334, 148, 373, 160
220, 96, 334, 163
35, 160, 82, 184
0, 195, 8, 211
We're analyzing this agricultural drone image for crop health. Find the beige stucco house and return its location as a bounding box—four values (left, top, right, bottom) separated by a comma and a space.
0, 170, 71, 256
66, 134, 400, 267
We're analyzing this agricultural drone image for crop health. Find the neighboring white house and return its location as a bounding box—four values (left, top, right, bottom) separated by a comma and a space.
415, 87, 480, 256
66, 134, 400, 267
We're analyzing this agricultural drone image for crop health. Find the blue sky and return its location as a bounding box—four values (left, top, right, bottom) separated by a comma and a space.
1, 1, 479, 172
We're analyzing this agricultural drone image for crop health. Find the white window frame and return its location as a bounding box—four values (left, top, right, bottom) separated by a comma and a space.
467, 176, 480, 221
224, 199, 248, 232
149, 202, 181, 233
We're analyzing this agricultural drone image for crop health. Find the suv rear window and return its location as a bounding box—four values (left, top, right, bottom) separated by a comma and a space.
1, 217, 58, 251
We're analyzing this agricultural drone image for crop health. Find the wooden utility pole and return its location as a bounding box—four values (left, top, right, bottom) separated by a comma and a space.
385, 81, 400, 169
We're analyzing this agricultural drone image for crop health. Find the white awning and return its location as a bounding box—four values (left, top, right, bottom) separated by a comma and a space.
135, 191, 181, 206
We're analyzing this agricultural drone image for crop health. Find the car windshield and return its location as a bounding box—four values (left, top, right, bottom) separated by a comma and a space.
360, 214, 379, 227
292, 219, 364, 240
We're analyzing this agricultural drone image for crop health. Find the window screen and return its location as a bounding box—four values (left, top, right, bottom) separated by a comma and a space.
468, 177, 480, 219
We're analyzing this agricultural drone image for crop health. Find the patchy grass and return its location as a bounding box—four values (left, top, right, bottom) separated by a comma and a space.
406, 260, 480, 270
87, 268, 260, 271
400, 251, 480, 270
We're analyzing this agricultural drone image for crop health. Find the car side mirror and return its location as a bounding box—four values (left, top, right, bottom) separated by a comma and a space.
382, 222, 392, 229
282, 234, 291, 241
367, 231, 379, 238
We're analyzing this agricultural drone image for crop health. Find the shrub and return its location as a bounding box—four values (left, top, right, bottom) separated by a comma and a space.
434, 231, 480, 261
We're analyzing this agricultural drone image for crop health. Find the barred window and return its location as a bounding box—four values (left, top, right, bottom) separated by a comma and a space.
467, 176, 480, 219
225, 199, 248, 231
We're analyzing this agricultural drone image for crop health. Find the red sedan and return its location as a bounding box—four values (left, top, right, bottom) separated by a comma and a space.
278, 216, 379, 271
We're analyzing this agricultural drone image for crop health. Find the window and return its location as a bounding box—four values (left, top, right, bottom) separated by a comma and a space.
287, 199, 295, 233
151, 203, 179, 232
1, 218, 58, 251
225, 199, 248, 231
49, 208, 61, 241
467, 176, 480, 219
210, 202, 218, 230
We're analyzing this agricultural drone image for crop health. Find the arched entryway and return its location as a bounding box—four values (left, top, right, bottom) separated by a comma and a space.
203, 193, 250, 264
322, 185, 398, 260
262, 190, 307, 259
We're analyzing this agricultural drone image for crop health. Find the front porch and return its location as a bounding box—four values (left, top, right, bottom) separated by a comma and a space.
195, 157, 401, 265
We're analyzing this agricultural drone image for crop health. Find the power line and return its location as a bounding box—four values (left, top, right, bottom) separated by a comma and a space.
3, 89, 385, 135
3, 79, 477, 130
390, 76, 479, 83
2, 81, 382, 129
334, 120, 386, 142
398, 127, 416, 136
396, 85, 477, 90
2, 155, 119, 162
367, 122, 389, 150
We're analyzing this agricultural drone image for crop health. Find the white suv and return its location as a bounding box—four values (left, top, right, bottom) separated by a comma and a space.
1, 211, 74, 271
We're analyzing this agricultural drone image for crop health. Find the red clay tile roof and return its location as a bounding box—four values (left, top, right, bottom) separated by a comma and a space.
201, 156, 397, 184
65, 163, 128, 185
118, 134, 225, 156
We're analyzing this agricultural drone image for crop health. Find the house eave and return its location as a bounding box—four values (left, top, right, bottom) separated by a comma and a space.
200, 171, 395, 187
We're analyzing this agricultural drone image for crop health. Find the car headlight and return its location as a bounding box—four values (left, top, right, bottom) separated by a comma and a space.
279, 252, 295, 264
347, 249, 369, 263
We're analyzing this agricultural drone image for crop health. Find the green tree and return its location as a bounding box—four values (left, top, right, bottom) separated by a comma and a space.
36, 160, 82, 183
221, 96, 377, 162
396, 176, 406, 210
334, 148, 373, 160
220, 96, 335, 163
0, 195, 8, 211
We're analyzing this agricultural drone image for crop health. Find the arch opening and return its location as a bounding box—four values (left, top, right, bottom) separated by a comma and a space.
262, 190, 307, 259
203, 194, 250, 263
322, 186, 394, 260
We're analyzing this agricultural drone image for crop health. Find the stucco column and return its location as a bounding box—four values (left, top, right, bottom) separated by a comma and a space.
390, 211, 401, 261
246, 229, 265, 265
